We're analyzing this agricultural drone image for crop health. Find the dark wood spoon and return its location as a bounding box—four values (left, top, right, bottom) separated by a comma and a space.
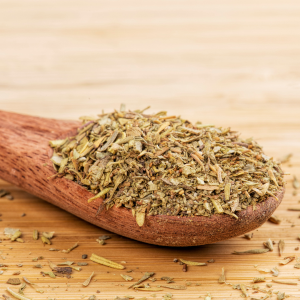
0, 110, 284, 247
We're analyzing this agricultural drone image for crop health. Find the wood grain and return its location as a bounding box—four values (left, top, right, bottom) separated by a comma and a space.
0, 0, 300, 298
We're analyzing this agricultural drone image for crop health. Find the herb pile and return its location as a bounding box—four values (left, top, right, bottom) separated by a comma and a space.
49, 106, 284, 225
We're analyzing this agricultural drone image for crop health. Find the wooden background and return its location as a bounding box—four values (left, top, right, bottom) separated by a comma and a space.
1, 0, 300, 299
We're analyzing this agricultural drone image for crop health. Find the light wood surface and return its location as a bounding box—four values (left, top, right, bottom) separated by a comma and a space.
0, 0, 300, 298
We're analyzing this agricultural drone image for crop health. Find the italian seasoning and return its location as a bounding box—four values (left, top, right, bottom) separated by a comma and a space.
49, 106, 284, 224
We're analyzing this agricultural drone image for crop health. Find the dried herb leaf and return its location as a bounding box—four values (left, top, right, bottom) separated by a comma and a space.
121, 274, 133, 281
232, 249, 269, 255
263, 238, 273, 251
271, 267, 279, 277
42, 232, 55, 239
179, 259, 207, 266
243, 233, 253, 240
128, 272, 155, 289
82, 272, 95, 287
218, 268, 225, 283
278, 240, 285, 256
136, 211, 146, 227
57, 261, 74, 266
41, 271, 56, 278
98, 235, 111, 240
7, 278, 21, 285
204, 294, 212, 300
268, 215, 281, 224
272, 279, 297, 285
33, 230, 39, 240
134, 287, 163, 292
279, 256, 295, 265
18, 283, 26, 295
240, 284, 248, 297
53, 267, 72, 275
293, 176, 300, 189
11, 230, 22, 242
277, 292, 286, 300
160, 285, 187, 290
252, 277, 265, 283
41, 236, 51, 245
62, 243, 78, 253
90, 253, 124, 269
6, 287, 31, 300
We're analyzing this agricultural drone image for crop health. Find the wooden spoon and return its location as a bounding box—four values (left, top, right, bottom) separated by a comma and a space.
0, 110, 284, 247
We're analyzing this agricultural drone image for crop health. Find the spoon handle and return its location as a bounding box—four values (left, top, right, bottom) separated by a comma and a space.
0, 110, 79, 201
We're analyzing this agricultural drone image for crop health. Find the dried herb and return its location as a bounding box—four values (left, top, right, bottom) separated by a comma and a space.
121, 274, 133, 281
263, 238, 274, 251
240, 284, 248, 297
62, 243, 78, 253
232, 249, 269, 255
204, 294, 212, 300
57, 261, 74, 266
33, 264, 42, 268
77, 262, 88, 266
161, 276, 174, 283
243, 233, 253, 240
279, 256, 295, 265
134, 287, 163, 292
268, 215, 281, 224
32, 230, 39, 240
41, 271, 56, 278
271, 267, 279, 277
272, 279, 297, 285
82, 272, 95, 287
7, 278, 21, 285
53, 267, 72, 276
128, 272, 155, 289
99, 235, 111, 240
82, 254, 88, 259
160, 285, 187, 290
219, 268, 225, 283
90, 253, 124, 269
277, 292, 286, 300
12, 271, 21, 275
0, 189, 8, 197
18, 283, 26, 295
49, 106, 284, 221
11, 230, 22, 242
252, 277, 265, 283
42, 232, 55, 239
179, 258, 207, 266
288, 208, 300, 211
293, 176, 300, 189
6, 287, 31, 300
278, 240, 285, 256
41, 236, 51, 245
96, 239, 106, 245
255, 266, 271, 273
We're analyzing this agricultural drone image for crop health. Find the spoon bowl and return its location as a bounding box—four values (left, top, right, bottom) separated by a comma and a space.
0, 110, 284, 246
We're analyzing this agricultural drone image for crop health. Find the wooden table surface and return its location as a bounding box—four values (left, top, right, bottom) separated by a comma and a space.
1, 1, 300, 299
